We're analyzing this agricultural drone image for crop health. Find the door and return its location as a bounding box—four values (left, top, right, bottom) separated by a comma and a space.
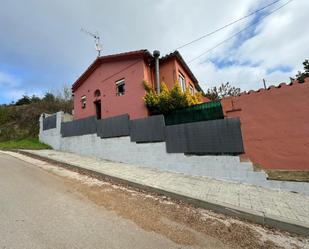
94, 100, 102, 119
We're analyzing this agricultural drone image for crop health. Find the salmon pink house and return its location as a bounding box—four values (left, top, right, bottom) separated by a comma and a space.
72, 49, 204, 120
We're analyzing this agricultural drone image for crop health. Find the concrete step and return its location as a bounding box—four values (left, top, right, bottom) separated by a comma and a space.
238, 162, 254, 171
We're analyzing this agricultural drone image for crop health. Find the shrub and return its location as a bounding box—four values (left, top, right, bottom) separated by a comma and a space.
204, 82, 241, 101
143, 80, 202, 115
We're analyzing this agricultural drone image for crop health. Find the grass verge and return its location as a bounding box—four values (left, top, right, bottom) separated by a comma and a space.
266, 170, 309, 182
0, 138, 51, 150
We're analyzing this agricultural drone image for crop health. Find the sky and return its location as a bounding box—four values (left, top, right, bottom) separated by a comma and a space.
0, 0, 308, 104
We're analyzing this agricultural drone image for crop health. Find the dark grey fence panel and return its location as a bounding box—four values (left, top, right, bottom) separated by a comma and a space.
61, 116, 97, 137
165, 118, 244, 154
97, 114, 130, 138
43, 114, 57, 130
130, 115, 166, 142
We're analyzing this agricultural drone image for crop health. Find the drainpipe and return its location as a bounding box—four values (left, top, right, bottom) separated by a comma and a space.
153, 50, 160, 94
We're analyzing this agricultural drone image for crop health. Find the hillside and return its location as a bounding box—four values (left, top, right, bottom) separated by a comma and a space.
0, 93, 72, 142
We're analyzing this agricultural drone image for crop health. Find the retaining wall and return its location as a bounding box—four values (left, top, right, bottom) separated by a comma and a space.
58, 113, 244, 155
39, 112, 309, 195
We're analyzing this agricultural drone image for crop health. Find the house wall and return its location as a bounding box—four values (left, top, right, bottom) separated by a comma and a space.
160, 58, 199, 92
73, 58, 148, 120
143, 60, 154, 88
174, 59, 198, 93
160, 59, 176, 88
221, 79, 309, 170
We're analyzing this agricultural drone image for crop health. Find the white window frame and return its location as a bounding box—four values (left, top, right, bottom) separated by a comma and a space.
189, 84, 194, 95
116, 79, 125, 96
179, 73, 186, 93
81, 95, 86, 109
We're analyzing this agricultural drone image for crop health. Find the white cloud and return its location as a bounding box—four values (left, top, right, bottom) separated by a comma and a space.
236, 0, 309, 69
192, 60, 293, 91
0, 71, 21, 88
0, 70, 44, 103
187, 0, 309, 91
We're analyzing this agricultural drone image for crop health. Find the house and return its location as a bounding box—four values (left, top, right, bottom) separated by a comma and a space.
72, 49, 204, 120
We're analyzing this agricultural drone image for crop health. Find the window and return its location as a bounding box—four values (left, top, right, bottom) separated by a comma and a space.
179, 73, 186, 93
189, 84, 194, 95
94, 89, 101, 97
81, 95, 86, 109
116, 79, 125, 96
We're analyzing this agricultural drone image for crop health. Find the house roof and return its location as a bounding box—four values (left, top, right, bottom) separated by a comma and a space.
160, 50, 203, 92
72, 49, 152, 91
72, 49, 203, 93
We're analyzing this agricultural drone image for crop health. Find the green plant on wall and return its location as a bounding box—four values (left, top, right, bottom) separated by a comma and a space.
143, 80, 202, 115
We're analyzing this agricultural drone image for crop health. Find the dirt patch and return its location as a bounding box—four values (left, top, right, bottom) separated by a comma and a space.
75, 185, 284, 248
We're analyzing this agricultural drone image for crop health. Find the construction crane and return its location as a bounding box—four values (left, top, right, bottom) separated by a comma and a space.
81, 28, 103, 57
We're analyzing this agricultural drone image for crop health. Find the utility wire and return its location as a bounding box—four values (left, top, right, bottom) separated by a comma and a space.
188, 0, 294, 63
174, 0, 283, 51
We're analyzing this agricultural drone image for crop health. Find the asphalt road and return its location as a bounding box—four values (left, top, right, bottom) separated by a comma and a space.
0, 152, 207, 249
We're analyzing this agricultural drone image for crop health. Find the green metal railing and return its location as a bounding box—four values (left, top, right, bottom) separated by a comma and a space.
164, 101, 224, 126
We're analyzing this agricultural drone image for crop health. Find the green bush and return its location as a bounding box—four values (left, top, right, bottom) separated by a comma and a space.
143, 81, 202, 115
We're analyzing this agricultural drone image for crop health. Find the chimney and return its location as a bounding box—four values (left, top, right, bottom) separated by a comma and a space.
153, 50, 160, 94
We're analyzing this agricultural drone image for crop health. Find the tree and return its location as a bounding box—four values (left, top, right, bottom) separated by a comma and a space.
15, 95, 31, 106
204, 82, 241, 101
55, 84, 72, 101
30, 95, 41, 103
295, 59, 309, 83
143, 81, 202, 115
42, 92, 56, 102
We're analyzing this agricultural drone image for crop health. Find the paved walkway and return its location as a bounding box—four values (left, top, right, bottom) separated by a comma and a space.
2, 150, 309, 236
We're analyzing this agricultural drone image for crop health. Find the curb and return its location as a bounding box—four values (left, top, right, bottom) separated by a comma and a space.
17, 150, 309, 236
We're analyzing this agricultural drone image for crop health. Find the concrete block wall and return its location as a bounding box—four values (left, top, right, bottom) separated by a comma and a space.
39, 112, 309, 195
39, 112, 63, 150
